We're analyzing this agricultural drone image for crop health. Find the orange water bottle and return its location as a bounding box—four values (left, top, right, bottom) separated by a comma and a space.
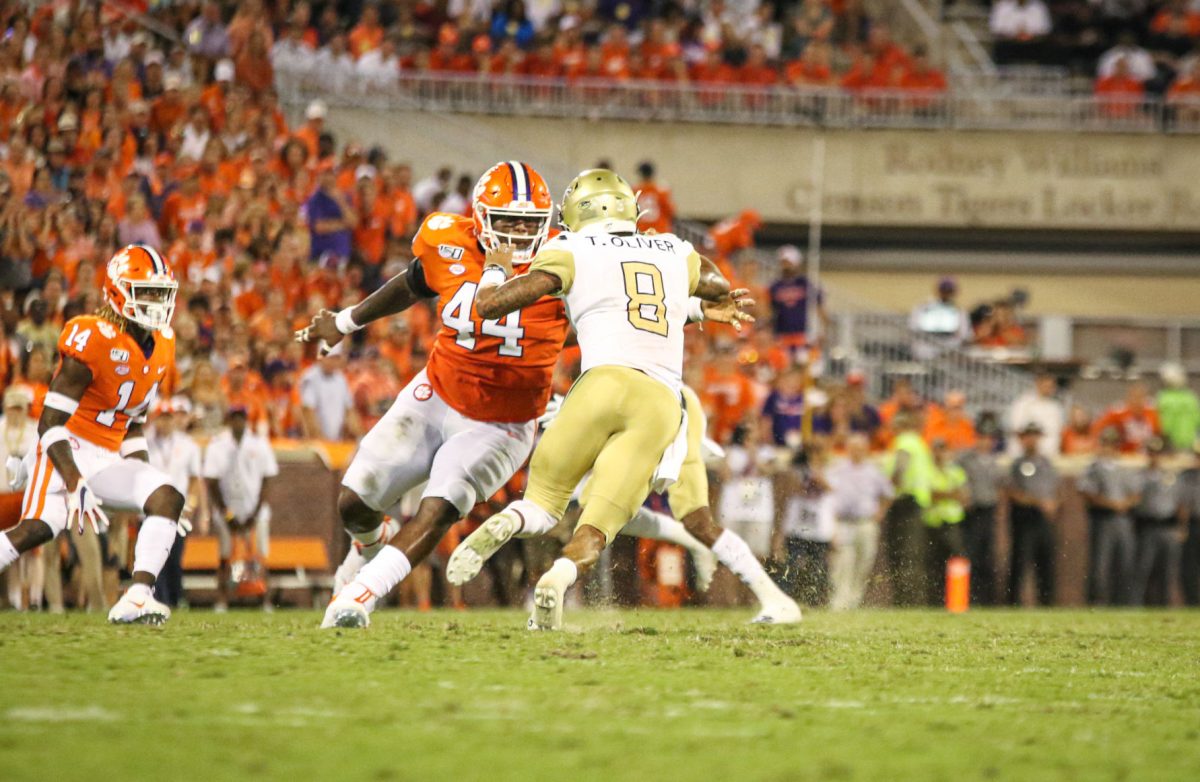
945, 556, 970, 613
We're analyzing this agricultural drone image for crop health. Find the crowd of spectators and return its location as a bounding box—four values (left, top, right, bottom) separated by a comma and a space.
986, 0, 1200, 112
265, 0, 950, 96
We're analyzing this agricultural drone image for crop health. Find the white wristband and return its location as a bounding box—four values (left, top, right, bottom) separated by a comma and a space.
44, 392, 79, 416
335, 308, 362, 335
479, 266, 508, 288
686, 297, 706, 323
120, 437, 149, 457
40, 426, 71, 450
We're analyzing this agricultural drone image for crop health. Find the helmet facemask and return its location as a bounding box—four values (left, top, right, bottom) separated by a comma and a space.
119, 278, 178, 331
475, 203, 551, 264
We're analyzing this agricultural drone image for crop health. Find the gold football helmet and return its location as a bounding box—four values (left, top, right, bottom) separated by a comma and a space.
559, 169, 639, 233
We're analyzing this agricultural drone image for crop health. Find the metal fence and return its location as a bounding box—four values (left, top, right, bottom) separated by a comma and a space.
825, 308, 1032, 417
277, 71, 1200, 134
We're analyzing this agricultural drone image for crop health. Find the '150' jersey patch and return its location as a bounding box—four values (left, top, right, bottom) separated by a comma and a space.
438, 244, 464, 261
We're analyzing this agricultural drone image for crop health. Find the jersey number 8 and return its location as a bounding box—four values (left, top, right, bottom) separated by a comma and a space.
622, 262, 668, 337
442, 282, 525, 357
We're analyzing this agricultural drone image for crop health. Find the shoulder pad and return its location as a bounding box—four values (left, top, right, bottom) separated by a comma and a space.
420, 212, 470, 236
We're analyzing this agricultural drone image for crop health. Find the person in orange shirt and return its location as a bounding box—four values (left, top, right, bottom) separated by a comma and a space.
600, 24, 631, 77
635, 161, 675, 235
234, 273, 271, 322
293, 100, 327, 161
738, 44, 778, 87
551, 25, 586, 75
234, 28, 275, 95
923, 390, 977, 451
1092, 382, 1161, 453
841, 51, 885, 91
1061, 404, 1099, 456
221, 353, 270, 433
348, 4, 385, 59
150, 74, 187, 135
352, 171, 394, 274
1094, 56, 1146, 119
707, 208, 761, 266
704, 345, 760, 443
785, 42, 835, 87
167, 221, 215, 287
385, 163, 418, 239
334, 144, 368, 194
427, 25, 477, 73
1150, 1, 1200, 38
1167, 58, 1200, 124
160, 167, 207, 241
899, 46, 948, 95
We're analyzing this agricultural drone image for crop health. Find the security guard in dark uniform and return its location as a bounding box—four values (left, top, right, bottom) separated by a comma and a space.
1006, 423, 1060, 606
1134, 437, 1184, 606
958, 419, 1004, 605
1078, 427, 1141, 605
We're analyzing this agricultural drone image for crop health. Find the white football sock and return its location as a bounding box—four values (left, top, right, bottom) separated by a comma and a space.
351, 546, 412, 598
126, 582, 153, 601
348, 519, 397, 561
712, 530, 791, 607
132, 516, 178, 578
541, 557, 578, 591
621, 507, 708, 558
509, 500, 558, 538
0, 534, 19, 570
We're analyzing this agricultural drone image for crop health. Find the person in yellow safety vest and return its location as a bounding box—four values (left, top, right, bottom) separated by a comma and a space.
883, 410, 934, 605
925, 437, 969, 605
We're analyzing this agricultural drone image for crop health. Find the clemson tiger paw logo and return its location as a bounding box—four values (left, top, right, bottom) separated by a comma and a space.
414, 384, 433, 401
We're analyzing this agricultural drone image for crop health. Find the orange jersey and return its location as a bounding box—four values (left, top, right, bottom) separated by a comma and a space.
411, 213, 569, 423
57, 315, 175, 451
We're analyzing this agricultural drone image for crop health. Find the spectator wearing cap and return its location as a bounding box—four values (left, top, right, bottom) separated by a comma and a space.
768, 245, 827, 356
203, 405, 279, 611
1006, 423, 1060, 606
883, 411, 934, 605
294, 100, 327, 161
299, 349, 361, 441
147, 399, 205, 608
1178, 442, 1200, 605
1156, 363, 1200, 452
924, 437, 968, 605
1092, 381, 1161, 454
1133, 437, 1185, 606
827, 433, 893, 610
909, 276, 971, 356
1, 386, 37, 609
923, 390, 976, 451
957, 417, 1005, 605
1007, 370, 1064, 459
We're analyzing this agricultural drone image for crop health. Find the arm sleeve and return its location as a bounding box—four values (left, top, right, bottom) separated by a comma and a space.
529, 248, 576, 295
405, 258, 436, 298
686, 250, 702, 295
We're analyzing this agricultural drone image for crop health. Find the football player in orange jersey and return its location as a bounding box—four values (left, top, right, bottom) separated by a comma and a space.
0, 245, 192, 624
299, 161, 569, 627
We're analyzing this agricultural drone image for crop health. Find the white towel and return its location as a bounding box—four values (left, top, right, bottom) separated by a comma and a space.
651, 408, 689, 493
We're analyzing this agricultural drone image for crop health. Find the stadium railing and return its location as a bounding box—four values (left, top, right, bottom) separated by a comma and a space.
277, 72, 1196, 134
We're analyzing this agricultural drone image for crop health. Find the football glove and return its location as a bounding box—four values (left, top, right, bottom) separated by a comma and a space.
178, 506, 195, 537
67, 477, 110, 535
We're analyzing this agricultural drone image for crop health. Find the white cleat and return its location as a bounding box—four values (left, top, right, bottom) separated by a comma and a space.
320, 585, 376, 629
447, 512, 521, 586
751, 600, 803, 625
528, 584, 564, 631
108, 586, 171, 626
692, 546, 719, 592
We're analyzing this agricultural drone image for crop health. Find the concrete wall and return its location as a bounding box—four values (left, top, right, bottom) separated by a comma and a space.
326, 108, 1200, 232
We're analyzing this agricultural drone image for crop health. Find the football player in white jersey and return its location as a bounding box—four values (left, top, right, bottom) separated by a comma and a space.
444, 168, 740, 629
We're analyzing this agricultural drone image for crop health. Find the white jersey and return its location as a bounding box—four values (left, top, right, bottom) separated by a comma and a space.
530, 225, 701, 393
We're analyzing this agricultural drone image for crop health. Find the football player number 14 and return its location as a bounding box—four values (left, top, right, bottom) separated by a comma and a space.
63, 323, 160, 429
443, 282, 525, 357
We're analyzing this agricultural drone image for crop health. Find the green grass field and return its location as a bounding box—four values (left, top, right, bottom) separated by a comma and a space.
1, 608, 1198, 782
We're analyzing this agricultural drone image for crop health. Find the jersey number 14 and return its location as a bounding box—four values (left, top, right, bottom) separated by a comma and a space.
442, 282, 525, 357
